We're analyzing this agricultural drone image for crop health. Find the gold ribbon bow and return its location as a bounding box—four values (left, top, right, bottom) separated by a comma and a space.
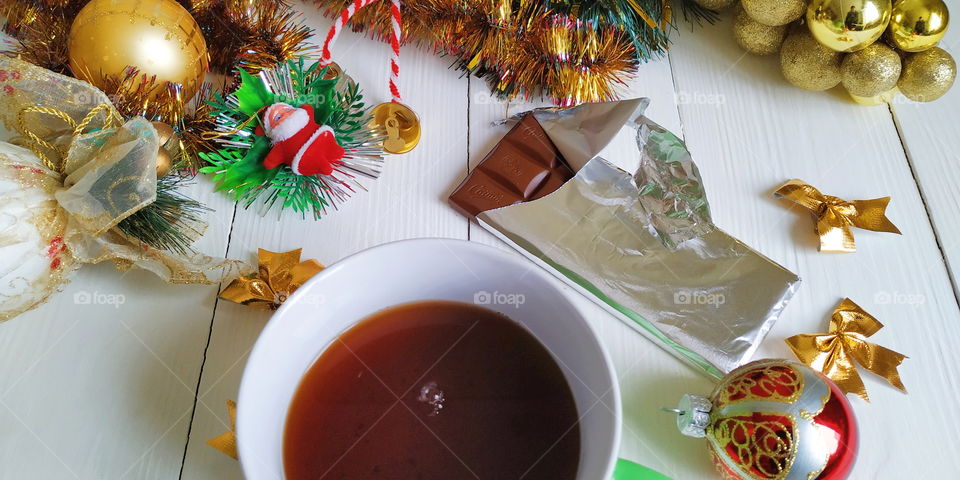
219, 248, 324, 310
786, 298, 907, 401
774, 179, 901, 253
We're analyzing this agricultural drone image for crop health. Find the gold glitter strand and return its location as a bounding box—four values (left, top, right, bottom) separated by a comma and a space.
315, 0, 643, 104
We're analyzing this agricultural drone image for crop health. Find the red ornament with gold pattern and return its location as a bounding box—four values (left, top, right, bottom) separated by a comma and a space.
673, 359, 858, 480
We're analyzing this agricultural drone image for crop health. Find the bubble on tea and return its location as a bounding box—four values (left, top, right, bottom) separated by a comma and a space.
417, 381, 445, 416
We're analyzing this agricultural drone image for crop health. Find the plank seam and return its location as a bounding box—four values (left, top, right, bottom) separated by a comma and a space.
665, 50, 686, 141
177, 200, 241, 480
467, 77, 472, 241
887, 103, 960, 309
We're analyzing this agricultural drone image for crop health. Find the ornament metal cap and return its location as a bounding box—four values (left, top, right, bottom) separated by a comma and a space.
675, 394, 712, 438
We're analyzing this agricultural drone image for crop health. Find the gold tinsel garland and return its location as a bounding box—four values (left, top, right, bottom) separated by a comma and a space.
186, 0, 315, 73
1, 0, 314, 168
314, 0, 654, 105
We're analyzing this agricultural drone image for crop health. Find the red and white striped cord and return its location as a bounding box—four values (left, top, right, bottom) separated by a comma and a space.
387, 0, 401, 102
319, 0, 403, 104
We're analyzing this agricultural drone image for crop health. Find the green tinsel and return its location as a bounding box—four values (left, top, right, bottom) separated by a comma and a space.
546, 0, 719, 59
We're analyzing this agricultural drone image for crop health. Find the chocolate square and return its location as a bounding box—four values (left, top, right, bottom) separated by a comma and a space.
450, 114, 574, 218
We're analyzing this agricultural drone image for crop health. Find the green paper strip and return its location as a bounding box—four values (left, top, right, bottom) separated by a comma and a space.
235, 69, 275, 117
614, 458, 672, 480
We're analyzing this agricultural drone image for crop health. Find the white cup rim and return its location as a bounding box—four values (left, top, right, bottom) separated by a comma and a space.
237, 238, 621, 479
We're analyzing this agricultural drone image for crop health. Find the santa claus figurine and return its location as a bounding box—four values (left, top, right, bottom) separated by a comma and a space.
256, 102, 345, 176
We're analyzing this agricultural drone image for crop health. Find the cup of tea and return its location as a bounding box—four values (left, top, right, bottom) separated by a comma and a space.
237, 238, 668, 480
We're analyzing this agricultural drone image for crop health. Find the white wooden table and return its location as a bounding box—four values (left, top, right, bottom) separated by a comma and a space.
2, 5, 959, 479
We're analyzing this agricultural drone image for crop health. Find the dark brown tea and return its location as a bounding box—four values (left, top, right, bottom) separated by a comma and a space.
283, 300, 582, 480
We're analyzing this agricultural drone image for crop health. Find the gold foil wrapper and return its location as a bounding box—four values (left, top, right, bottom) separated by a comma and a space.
219, 248, 324, 310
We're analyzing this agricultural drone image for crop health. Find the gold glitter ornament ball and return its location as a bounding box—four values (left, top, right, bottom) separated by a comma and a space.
841, 43, 902, 97
742, 0, 806, 26
807, 0, 892, 52
68, 0, 209, 101
693, 0, 737, 11
734, 6, 788, 55
888, 0, 950, 52
781, 28, 845, 90
898, 47, 956, 101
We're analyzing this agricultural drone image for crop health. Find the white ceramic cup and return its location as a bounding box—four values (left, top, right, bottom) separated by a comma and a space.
237, 238, 621, 479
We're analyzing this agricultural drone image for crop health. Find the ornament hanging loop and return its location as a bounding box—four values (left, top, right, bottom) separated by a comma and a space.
319, 0, 420, 154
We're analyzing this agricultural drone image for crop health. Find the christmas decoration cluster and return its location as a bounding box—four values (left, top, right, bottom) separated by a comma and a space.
716, 0, 954, 104
1, 0, 316, 169
0, 0, 392, 320
313, 0, 719, 105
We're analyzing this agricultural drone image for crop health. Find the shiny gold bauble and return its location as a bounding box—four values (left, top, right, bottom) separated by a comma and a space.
155, 148, 174, 178
734, 6, 788, 55
742, 0, 806, 26
151, 121, 178, 177
806, 0, 892, 52
370, 102, 421, 155
152, 121, 176, 147
692, 0, 736, 11
841, 43, 902, 96
68, 0, 209, 101
887, 0, 950, 52
780, 29, 845, 90
898, 47, 956, 101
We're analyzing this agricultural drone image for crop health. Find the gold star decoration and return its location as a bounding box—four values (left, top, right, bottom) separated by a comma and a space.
219, 248, 324, 310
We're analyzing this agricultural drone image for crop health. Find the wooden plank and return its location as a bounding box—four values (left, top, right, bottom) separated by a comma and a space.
0, 180, 234, 479
666, 14, 960, 478
889, 25, 960, 299
178, 6, 470, 477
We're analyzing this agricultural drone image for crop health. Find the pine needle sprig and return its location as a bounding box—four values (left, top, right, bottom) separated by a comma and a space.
116, 173, 211, 255
677, 0, 720, 25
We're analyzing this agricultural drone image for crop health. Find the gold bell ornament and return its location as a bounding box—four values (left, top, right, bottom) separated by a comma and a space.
316, 0, 421, 155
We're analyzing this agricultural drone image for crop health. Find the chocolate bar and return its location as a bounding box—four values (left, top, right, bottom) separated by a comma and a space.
449, 114, 574, 218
